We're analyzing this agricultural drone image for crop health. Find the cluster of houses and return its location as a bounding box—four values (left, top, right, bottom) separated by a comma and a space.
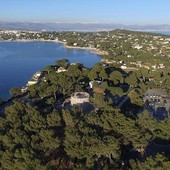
27, 71, 42, 86
20, 63, 170, 120
68, 81, 170, 120
62, 79, 106, 113
66, 80, 104, 105
120, 61, 166, 71
69, 87, 170, 119
55, 64, 170, 119
21, 71, 42, 93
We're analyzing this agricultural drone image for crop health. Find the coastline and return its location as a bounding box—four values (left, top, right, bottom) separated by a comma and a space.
65, 44, 108, 56
0, 38, 103, 100
0, 39, 57, 43
0, 39, 108, 56
55, 39, 108, 56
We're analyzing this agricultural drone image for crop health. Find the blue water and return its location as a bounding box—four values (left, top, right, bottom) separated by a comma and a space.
160, 32, 170, 35
152, 31, 170, 35
0, 41, 101, 99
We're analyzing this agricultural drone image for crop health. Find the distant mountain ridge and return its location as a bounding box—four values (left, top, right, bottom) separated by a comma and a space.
1, 22, 170, 32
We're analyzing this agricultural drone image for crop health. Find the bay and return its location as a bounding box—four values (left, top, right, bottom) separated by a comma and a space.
0, 41, 101, 99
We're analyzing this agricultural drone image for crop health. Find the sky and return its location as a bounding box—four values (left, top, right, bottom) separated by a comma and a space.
0, 0, 170, 24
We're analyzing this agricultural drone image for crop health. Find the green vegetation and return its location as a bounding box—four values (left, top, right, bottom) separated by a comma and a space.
0, 98, 3, 105
1, 28, 170, 169
9, 87, 22, 97
0, 58, 170, 169
1, 29, 170, 73
1, 97, 170, 169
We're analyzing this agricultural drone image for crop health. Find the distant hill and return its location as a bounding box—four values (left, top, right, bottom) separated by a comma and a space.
1, 22, 170, 32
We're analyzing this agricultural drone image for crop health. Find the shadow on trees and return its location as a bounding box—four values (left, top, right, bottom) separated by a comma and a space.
146, 138, 170, 158
120, 98, 142, 120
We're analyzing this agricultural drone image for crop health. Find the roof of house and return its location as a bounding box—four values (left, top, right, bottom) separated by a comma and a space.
93, 87, 105, 94
71, 92, 89, 99
145, 88, 168, 97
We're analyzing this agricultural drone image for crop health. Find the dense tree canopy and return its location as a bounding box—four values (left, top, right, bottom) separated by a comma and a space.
1, 58, 170, 169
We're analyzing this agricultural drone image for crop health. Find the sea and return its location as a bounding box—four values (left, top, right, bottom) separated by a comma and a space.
151, 31, 170, 35
0, 41, 101, 99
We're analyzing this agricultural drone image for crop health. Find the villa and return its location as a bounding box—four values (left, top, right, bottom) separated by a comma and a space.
26, 71, 42, 86
33, 71, 41, 79
70, 92, 90, 105
56, 67, 67, 73
143, 88, 170, 119
27, 79, 38, 86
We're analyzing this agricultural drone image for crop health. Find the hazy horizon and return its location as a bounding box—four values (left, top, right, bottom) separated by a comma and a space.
1, 0, 170, 25
1, 21, 170, 26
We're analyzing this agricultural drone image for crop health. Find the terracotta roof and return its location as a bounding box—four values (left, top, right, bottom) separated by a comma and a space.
93, 87, 105, 94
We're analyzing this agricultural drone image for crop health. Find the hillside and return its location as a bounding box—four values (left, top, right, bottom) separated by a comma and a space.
0, 58, 170, 169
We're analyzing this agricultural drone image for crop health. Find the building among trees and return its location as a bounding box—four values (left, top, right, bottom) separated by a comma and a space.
70, 92, 90, 105
56, 67, 67, 73
143, 88, 170, 118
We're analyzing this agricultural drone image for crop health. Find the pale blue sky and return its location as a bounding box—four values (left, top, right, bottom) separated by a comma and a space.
0, 0, 170, 24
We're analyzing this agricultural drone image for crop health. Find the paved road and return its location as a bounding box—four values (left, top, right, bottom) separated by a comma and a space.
118, 95, 130, 108
117, 88, 135, 108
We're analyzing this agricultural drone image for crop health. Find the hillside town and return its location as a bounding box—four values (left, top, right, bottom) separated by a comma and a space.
1, 29, 170, 71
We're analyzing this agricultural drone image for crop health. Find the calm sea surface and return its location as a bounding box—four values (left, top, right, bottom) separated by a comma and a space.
0, 41, 101, 99
152, 31, 170, 35
161, 32, 170, 35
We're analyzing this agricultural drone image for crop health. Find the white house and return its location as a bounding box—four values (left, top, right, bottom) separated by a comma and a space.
56, 67, 67, 73
33, 71, 41, 79
89, 80, 102, 89
133, 45, 143, 50
27, 80, 38, 86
